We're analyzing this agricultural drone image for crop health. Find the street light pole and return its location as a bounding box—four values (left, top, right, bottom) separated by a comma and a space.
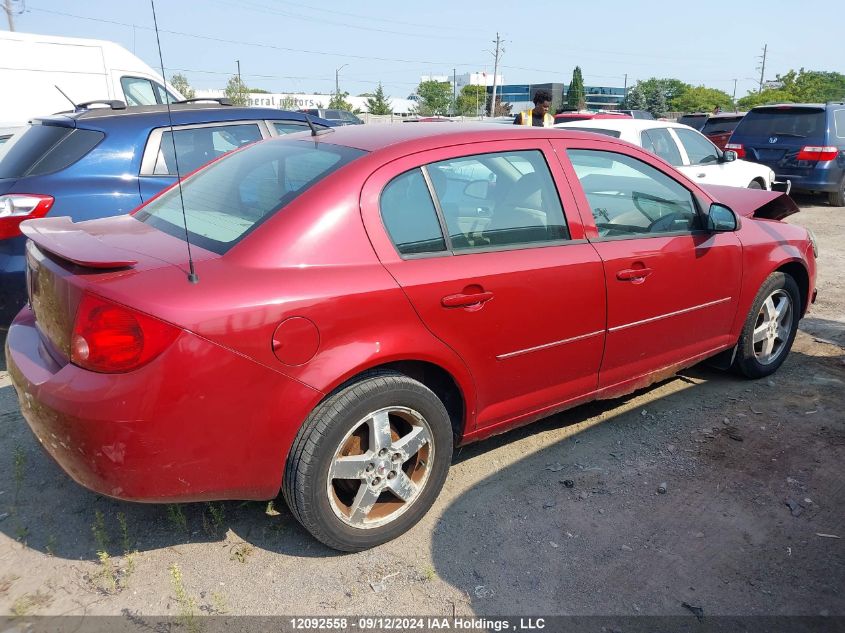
336, 64, 349, 99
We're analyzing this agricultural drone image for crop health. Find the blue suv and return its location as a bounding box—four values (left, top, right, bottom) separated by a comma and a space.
0, 102, 330, 325
726, 102, 845, 206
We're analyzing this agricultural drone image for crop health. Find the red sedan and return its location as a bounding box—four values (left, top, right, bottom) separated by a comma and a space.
5, 125, 817, 551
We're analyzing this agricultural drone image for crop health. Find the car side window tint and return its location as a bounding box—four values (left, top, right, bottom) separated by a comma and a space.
152, 124, 263, 175
121, 77, 158, 106
567, 149, 700, 238
272, 122, 309, 135
641, 129, 683, 166
674, 128, 720, 165
427, 150, 569, 250
834, 110, 845, 139
380, 168, 447, 255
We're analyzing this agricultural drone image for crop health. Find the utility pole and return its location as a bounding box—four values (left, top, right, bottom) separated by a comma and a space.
453, 68, 456, 116
757, 44, 767, 93
335, 63, 349, 100
488, 32, 503, 117
732, 78, 738, 108
623, 73, 628, 108
4, 0, 16, 31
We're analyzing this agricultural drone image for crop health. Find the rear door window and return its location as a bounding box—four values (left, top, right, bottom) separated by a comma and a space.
151, 124, 263, 175
380, 169, 447, 255
641, 128, 683, 165
0, 125, 103, 178
673, 128, 720, 165
272, 121, 310, 135
834, 110, 845, 139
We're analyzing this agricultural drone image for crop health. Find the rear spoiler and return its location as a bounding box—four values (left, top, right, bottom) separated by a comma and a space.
700, 184, 800, 221
20, 216, 137, 268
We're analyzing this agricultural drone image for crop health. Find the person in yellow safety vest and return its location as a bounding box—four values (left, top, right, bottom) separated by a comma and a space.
513, 89, 554, 127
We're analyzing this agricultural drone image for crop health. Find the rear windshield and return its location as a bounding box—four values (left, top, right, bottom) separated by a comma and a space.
701, 116, 744, 135
0, 124, 104, 178
734, 107, 826, 141
136, 139, 366, 254
561, 127, 621, 138
677, 115, 708, 130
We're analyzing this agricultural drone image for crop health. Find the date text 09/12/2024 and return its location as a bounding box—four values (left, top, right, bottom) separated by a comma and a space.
289, 617, 546, 631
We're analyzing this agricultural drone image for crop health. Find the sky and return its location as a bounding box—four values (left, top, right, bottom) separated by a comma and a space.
7, 0, 845, 100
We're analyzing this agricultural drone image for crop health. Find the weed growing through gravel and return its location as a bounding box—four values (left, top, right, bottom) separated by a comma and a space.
422, 565, 436, 581
12, 445, 25, 505
210, 591, 228, 614
202, 502, 225, 536
45, 534, 57, 556
229, 542, 254, 563
11, 590, 52, 616
117, 512, 132, 552
96, 551, 117, 593
167, 504, 188, 533
92, 510, 110, 552
169, 563, 199, 633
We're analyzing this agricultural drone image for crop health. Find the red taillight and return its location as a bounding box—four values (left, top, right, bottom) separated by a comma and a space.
796, 146, 838, 161
0, 194, 54, 239
724, 143, 745, 159
71, 294, 180, 373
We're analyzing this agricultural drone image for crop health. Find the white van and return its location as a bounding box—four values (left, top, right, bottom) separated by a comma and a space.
0, 31, 184, 136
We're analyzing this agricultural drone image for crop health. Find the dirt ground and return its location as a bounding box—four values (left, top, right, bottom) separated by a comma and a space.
0, 197, 842, 623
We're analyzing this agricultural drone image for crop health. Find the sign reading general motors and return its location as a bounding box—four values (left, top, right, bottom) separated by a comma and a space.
247, 94, 331, 109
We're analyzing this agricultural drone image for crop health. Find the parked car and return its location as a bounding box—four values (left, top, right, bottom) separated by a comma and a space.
677, 113, 709, 131
300, 108, 364, 126
725, 102, 845, 206
701, 112, 746, 150
554, 111, 632, 123
0, 31, 182, 137
554, 119, 776, 190
0, 101, 331, 325
6, 124, 816, 551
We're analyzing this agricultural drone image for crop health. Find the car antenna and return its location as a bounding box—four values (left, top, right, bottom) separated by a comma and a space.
54, 85, 77, 110
150, 0, 198, 284
304, 113, 332, 137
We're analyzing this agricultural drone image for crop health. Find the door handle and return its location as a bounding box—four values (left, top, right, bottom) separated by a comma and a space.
616, 267, 653, 281
696, 173, 706, 178
441, 291, 494, 308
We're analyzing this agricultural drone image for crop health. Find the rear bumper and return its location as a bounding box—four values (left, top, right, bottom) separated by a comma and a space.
5, 308, 322, 502
772, 167, 843, 193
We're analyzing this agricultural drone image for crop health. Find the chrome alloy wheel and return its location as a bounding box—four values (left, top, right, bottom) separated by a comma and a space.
326, 406, 434, 529
752, 289, 793, 365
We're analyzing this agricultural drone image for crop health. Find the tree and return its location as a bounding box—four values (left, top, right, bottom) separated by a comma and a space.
455, 84, 487, 116
646, 89, 668, 118
638, 78, 689, 104
415, 80, 452, 116
328, 91, 354, 111
737, 88, 796, 109
280, 95, 300, 110
365, 83, 393, 115
621, 85, 646, 111
169, 73, 195, 100
737, 69, 845, 109
566, 66, 586, 110
488, 96, 512, 117
670, 86, 733, 113
224, 75, 249, 106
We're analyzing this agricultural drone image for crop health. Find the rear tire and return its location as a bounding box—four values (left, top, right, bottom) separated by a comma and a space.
283, 370, 453, 552
734, 272, 800, 379
829, 178, 845, 207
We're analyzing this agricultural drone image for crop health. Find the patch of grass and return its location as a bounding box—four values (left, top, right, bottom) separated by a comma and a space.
169, 563, 199, 633
96, 550, 117, 593
229, 542, 254, 564
422, 565, 436, 581
14, 524, 28, 544
210, 591, 228, 615
45, 534, 57, 556
117, 511, 132, 553
12, 445, 25, 505
92, 509, 110, 553
202, 502, 225, 537
265, 500, 281, 516
11, 590, 52, 617
167, 504, 188, 533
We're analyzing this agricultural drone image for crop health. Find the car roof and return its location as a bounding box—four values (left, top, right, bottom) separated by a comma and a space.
749, 103, 828, 110
306, 123, 602, 153
553, 119, 691, 133
33, 103, 318, 128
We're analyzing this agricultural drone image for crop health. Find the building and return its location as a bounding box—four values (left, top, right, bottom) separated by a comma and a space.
488, 82, 626, 112
195, 90, 416, 115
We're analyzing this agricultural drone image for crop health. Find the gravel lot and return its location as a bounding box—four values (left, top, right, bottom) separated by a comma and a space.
0, 197, 842, 622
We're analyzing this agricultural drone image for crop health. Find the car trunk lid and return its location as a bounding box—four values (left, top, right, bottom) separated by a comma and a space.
20, 214, 217, 363
701, 184, 800, 221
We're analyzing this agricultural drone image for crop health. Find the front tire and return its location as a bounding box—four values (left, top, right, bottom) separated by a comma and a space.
747, 180, 764, 190
283, 371, 453, 552
734, 272, 800, 378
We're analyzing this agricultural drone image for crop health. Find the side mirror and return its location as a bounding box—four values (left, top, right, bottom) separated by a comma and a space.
707, 203, 738, 232
722, 150, 738, 162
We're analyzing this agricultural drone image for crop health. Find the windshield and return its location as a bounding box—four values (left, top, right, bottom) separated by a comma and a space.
701, 116, 744, 135
136, 139, 366, 254
733, 107, 826, 141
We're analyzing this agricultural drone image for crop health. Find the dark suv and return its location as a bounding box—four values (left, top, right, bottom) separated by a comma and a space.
0, 102, 330, 324
726, 102, 845, 206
